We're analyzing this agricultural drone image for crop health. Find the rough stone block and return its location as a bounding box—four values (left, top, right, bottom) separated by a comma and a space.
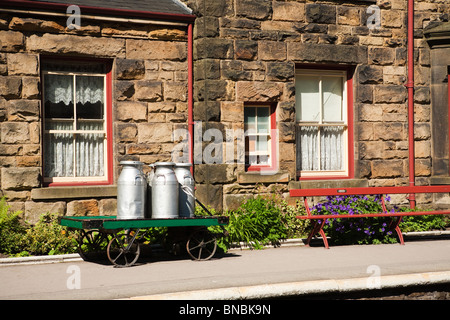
221, 60, 252, 81
135, 81, 163, 102
67, 199, 99, 216
236, 81, 283, 102
277, 101, 295, 122
235, 40, 258, 60
235, 0, 272, 20
278, 122, 295, 142
164, 82, 187, 102
115, 81, 135, 101
373, 85, 407, 103
358, 65, 383, 84
0, 31, 24, 52
195, 80, 233, 101
116, 101, 147, 122
195, 0, 233, 17
116, 123, 137, 142
194, 184, 223, 212
1, 122, 29, 143
373, 122, 404, 141
99, 198, 117, 216
26, 34, 126, 57
368, 47, 395, 65
194, 101, 221, 122
0, 76, 22, 99
273, 2, 305, 22
259, 41, 286, 61
1, 167, 40, 190
115, 59, 145, 80
306, 3, 336, 24
287, 43, 367, 64
195, 164, 236, 184
359, 104, 383, 122
7, 53, 39, 76
266, 61, 294, 81
127, 40, 186, 61
221, 101, 243, 122
22, 77, 40, 99
337, 6, 361, 26
195, 38, 233, 59
415, 140, 431, 158
371, 160, 403, 178
7, 100, 39, 122
138, 123, 173, 143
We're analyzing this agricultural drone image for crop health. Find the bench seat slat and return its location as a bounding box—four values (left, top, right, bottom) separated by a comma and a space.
297, 210, 450, 220
289, 185, 450, 197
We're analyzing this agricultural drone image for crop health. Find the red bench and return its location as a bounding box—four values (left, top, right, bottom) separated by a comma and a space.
289, 185, 450, 249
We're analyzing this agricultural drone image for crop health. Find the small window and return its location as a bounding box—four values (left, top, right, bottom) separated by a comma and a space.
244, 105, 277, 171
295, 69, 350, 178
42, 59, 112, 185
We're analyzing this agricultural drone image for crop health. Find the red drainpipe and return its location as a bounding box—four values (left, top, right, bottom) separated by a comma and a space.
407, 0, 416, 209
188, 22, 194, 174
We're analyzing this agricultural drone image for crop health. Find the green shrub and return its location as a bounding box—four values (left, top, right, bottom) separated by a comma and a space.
0, 197, 27, 255
20, 212, 78, 256
212, 195, 290, 250
398, 209, 447, 233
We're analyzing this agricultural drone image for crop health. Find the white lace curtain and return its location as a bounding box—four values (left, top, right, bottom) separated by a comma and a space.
44, 73, 105, 179
44, 74, 103, 107
297, 126, 344, 171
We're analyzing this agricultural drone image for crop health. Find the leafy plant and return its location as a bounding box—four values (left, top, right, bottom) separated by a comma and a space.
210, 195, 291, 250
20, 212, 78, 256
0, 197, 27, 255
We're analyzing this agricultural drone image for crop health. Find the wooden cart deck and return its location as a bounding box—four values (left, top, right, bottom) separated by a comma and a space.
59, 215, 229, 230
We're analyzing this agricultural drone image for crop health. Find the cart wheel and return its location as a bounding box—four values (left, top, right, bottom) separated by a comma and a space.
107, 231, 140, 267
186, 229, 217, 261
78, 230, 110, 261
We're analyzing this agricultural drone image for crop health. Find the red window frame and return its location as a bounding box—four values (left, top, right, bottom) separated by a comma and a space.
295, 64, 355, 181
448, 67, 450, 176
245, 103, 278, 173
40, 56, 114, 187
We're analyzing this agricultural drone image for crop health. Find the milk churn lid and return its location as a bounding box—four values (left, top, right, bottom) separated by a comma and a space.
175, 163, 192, 167
154, 162, 176, 166
119, 160, 144, 166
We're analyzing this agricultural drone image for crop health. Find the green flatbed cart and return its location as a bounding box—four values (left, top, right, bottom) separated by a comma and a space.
59, 215, 229, 267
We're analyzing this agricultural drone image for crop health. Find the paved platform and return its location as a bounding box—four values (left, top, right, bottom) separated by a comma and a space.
1, 237, 450, 300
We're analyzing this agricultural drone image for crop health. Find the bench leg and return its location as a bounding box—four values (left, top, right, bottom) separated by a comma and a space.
305, 220, 329, 249
389, 216, 405, 245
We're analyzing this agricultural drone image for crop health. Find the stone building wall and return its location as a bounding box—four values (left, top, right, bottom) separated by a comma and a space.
0, 11, 190, 223
182, 0, 450, 211
1, 0, 449, 220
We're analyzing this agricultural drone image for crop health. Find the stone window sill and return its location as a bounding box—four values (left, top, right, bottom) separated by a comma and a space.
288, 179, 369, 190
31, 185, 117, 200
237, 172, 290, 184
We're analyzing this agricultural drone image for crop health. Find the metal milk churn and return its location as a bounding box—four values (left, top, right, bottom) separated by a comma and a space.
151, 162, 179, 218
146, 164, 155, 218
117, 161, 147, 220
174, 163, 195, 218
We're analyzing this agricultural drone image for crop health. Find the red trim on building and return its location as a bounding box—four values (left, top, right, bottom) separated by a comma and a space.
448, 68, 450, 176
41, 56, 114, 187
245, 103, 278, 173
296, 64, 355, 181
